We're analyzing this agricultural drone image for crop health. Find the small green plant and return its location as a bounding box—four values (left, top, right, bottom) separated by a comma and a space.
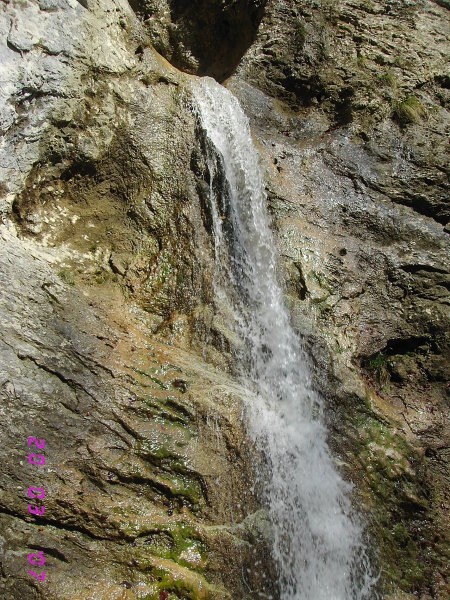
393, 96, 427, 125
368, 352, 387, 371
58, 268, 75, 286
379, 71, 397, 88
141, 73, 155, 87
93, 270, 117, 285
366, 352, 390, 387
361, 0, 376, 11
356, 54, 367, 68
296, 22, 307, 45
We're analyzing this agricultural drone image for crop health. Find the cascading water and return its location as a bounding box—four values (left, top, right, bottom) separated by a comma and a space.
191, 77, 376, 600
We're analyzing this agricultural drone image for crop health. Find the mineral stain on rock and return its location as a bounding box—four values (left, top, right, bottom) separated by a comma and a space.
0, 0, 449, 599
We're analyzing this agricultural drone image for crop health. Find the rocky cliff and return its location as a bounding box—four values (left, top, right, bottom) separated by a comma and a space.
0, 1, 448, 599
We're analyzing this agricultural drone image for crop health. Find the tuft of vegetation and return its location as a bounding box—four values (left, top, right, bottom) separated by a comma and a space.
393, 96, 427, 125
365, 351, 390, 387
57, 268, 75, 286
368, 351, 387, 371
296, 21, 307, 46
356, 54, 367, 68
378, 70, 397, 88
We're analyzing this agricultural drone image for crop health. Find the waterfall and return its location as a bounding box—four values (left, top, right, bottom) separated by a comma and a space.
191, 77, 376, 600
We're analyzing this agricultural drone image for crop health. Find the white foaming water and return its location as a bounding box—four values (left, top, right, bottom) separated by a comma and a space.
192, 77, 376, 600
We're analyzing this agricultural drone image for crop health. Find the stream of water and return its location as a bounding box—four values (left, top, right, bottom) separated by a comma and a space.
192, 77, 376, 600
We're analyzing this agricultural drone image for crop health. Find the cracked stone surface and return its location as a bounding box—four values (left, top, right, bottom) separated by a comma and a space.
0, 224, 272, 599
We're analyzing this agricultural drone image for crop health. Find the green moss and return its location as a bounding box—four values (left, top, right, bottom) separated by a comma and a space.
148, 397, 191, 426
365, 352, 389, 387
151, 568, 210, 600
296, 21, 307, 46
132, 434, 203, 506
353, 412, 430, 593
153, 572, 191, 599
393, 96, 427, 125
133, 523, 213, 598
132, 367, 170, 390
150, 252, 174, 287
149, 523, 206, 571
357, 417, 412, 457
137, 440, 181, 462
164, 474, 203, 506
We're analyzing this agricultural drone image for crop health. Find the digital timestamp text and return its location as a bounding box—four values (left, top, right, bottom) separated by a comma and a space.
26, 436, 47, 583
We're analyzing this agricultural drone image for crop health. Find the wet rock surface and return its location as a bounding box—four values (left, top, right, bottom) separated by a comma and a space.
0, 0, 449, 598
0, 225, 272, 599
238, 0, 450, 225
0, 1, 274, 598
230, 0, 449, 596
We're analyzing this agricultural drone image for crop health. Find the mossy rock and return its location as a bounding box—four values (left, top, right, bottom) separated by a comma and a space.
393, 96, 427, 125
353, 412, 432, 593
144, 522, 207, 571
147, 555, 227, 599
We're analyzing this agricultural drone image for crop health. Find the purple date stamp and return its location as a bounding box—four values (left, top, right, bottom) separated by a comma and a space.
26, 436, 47, 582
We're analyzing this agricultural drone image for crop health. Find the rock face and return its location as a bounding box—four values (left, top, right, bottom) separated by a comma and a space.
0, 226, 270, 599
128, 0, 267, 81
236, 0, 449, 225
0, 1, 274, 598
231, 0, 449, 597
0, 0, 448, 599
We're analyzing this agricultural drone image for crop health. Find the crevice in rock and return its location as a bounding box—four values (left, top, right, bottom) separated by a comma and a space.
399, 264, 448, 275
128, 0, 268, 82
28, 545, 69, 563
0, 507, 111, 542
17, 353, 98, 402
384, 336, 435, 356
